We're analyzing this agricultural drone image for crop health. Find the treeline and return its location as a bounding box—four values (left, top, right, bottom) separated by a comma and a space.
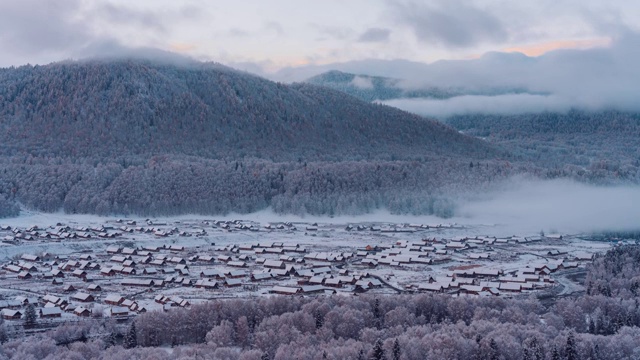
1, 153, 638, 218
2, 246, 640, 359
0, 156, 519, 218
586, 245, 640, 299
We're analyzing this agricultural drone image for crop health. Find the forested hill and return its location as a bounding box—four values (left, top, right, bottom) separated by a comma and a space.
0, 60, 497, 161
445, 111, 640, 177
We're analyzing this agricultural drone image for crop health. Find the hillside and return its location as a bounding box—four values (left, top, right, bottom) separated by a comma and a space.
0, 60, 497, 161
445, 111, 640, 182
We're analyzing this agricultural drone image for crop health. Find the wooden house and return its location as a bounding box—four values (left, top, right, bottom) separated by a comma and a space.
40, 307, 62, 318
71, 292, 94, 302
1, 309, 22, 320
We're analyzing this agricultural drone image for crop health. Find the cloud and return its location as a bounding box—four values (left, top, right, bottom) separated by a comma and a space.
0, 0, 90, 57
264, 22, 284, 37
350, 76, 374, 89
381, 91, 640, 119
457, 178, 640, 234
503, 38, 612, 57
270, 31, 640, 116
98, 3, 167, 33
310, 24, 355, 41
380, 94, 573, 118
74, 40, 197, 66
228, 28, 250, 38
391, 0, 508, 47
358, 28, 391, 43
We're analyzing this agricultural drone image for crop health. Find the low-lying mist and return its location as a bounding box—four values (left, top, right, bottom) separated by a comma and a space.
6, 178, 638, 237
380, 92, 640, 119
456, 178, 640, 235
211, 178, 640, 236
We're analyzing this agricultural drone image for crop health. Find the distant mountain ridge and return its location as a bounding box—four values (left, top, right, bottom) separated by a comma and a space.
304, 70, 539, 103
304, 70, 458, 102
0, 59, 497, 161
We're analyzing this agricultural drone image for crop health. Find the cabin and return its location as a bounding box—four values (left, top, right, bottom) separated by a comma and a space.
195, 279, 219, 289
4, 264, 21, 273
87, 284, 102, 291
251, 272, 272, 281
228, 261, 247, 268
324, 278, 342, 288
72, 292, 94, 302
100, 268, 116, 276
227, 270, 246, 279
106, 246, 121, 255
21, 254, 40, 262
143, 267, 158, 275
72, 269, 88, 278
264, 260, 285, 269
104, 295, 125, 306
49, 269, 64, 278
122, 279, 156, 287
154, 295, 169, 304
15, 296, 36, 305
1, 309, 22, 320
149, 259, 166, 266
270, 286, 302, 295
17, 271, 32, 280
74, 307, 91, 317
200, 269, 225, 279
499, 283, 522, 292
121, 248, 137, 256
460, 285, 484, 295
63, 284, 76, 292
110, 307, 129, 317
224, 278, 242, 287
198, 255, 214, 263
40, 307, 62, 318
168, 257, 186, 264
41, 295, 61, 306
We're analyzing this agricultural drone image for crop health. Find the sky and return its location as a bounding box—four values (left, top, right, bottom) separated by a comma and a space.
0, 0, 638, 71
1, 0, 639, 117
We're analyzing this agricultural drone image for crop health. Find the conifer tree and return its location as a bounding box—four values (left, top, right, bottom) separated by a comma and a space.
392, 338, 401, 360
24, 304, 37, 328
372, 339, 385, 360
124, 322, 138, 349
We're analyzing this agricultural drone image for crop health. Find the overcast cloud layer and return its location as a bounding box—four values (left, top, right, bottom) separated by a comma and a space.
1, 0, 639, 68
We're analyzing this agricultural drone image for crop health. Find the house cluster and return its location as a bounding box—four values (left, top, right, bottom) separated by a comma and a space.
0, 290, 150, 321
0, 216, 602, 319
345, 223, 457, 232
0, 224, 123, 243
413, 257, 583, 297
355, 239, 457, 268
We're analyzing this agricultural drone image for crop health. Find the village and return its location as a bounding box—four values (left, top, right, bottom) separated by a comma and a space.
0, 217, 612, 329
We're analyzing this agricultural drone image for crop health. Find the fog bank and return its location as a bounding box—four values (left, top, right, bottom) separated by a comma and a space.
457, 179, 640, 234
